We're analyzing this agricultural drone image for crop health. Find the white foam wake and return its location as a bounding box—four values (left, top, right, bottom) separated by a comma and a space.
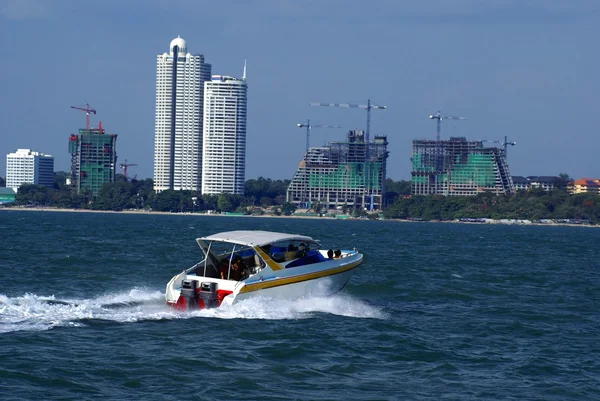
207, 294, 388, 320
0, 288, 170, 333
0, 289, 386, 333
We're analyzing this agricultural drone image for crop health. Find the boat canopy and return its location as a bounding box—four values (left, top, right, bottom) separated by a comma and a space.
197, 230, 313, 247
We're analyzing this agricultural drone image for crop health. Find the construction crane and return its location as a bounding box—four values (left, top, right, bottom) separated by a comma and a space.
310, 99, 386, 144
483, 136, 517, 159
429, 110, 466, 141
70, 103, 97, 131
297, 119, 341, 153
119, 159, 138, 181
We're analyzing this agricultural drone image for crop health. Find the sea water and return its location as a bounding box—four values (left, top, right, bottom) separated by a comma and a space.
0, 210, 598, 400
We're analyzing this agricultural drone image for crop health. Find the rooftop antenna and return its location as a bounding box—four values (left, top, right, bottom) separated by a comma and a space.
242, 59, 247, 81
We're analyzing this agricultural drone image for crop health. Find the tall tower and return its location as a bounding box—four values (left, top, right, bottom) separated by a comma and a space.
201, 72, 248, 195
68, 126, 117, 196
153, 36, 211, 192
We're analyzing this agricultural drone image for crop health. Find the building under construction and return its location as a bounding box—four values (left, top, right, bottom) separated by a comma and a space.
286, 130, 389, 211
411, 137, 514, 196
68, 125, 118, 196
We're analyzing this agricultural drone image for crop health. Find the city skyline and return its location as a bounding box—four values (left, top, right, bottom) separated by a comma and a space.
1, 1, 599, 182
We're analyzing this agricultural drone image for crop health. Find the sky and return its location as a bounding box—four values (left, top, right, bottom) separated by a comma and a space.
1, 0, 599, 181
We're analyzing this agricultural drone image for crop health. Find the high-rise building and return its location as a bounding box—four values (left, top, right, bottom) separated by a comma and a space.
68, 126, 118, 196
154, 36, 211, 192
286, 131, 389, 211
201, 73, 248, 195
411, 137, 514, 196
6, 149, 54, 191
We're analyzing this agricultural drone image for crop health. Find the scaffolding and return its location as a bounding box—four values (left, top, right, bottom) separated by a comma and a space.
286, 130, 388, 211
69, 128, 118, 196
411, 137, 514, 196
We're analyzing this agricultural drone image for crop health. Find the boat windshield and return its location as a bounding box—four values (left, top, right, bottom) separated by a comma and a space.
262, 240, 321, 262
192, 240, 264, 280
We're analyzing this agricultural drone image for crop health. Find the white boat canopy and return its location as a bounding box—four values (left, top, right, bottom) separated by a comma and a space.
198, 230, 313, 247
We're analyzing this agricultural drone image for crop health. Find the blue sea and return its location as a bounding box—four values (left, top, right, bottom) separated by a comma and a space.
0, 210, 599, 400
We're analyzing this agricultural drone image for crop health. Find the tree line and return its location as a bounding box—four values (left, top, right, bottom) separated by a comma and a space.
4, 172, 600, 223
2, 173, 299, 215
382, 183, 600, 223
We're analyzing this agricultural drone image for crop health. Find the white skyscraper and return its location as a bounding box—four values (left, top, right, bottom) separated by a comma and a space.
153, 36, 211, 192
6, 149, 54, 191
202, 71, 248, 195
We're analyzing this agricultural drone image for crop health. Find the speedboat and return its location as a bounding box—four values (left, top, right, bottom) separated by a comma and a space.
165, 230, 363, 310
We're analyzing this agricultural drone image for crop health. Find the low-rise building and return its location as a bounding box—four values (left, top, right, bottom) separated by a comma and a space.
511, 176, 559, 192
570, 178, 600, 194
528, 176, 558, 191
0, 187, 16, 204
512, 176, 530, 191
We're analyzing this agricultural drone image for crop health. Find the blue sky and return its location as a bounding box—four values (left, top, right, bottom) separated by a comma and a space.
1, 0, 599, 181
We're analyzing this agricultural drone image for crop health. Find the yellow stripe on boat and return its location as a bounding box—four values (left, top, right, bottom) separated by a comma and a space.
238, 258, 362, 293
254, 246, 283, 271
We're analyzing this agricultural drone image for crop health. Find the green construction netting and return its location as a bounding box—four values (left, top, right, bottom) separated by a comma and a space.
308, 162, 382, 190
411, 152, 496, 187
449, 154, 495, 186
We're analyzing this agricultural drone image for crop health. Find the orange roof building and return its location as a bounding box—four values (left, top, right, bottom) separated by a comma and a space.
570, 178, 600, 194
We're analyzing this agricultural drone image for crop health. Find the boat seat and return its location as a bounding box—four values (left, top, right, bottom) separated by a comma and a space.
242, 254, 263, 273
271, 253, 285, 262
286, 251, 326, 268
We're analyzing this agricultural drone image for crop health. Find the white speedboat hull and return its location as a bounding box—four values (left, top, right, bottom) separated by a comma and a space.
233, 266, 356, 303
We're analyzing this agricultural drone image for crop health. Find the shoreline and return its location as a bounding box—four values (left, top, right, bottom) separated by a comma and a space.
1, 206, 597, 228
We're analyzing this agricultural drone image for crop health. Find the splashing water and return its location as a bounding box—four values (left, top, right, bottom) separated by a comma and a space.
0, 288, 386, 333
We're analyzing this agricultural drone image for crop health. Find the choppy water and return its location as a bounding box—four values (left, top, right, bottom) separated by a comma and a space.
0, 210, 599, 400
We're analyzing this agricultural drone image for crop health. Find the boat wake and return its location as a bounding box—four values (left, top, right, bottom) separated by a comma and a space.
0, 288, 386, 333
191, 293, 388, 321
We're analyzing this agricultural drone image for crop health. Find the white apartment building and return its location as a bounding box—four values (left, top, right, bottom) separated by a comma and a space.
153, 36, 211, 192
202, 74, 248, 195
6, 149, 54, 191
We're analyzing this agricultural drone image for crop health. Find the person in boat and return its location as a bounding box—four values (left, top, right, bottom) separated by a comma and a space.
284, 243, 298, 260
327, 249, 334, 259
334, 249, 342, 259
224, 255, 250, 281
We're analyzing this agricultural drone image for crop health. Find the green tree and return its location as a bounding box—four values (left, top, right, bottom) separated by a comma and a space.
281, 202, 297, 216
385, 178, 411, 195
0, 176, 5, 187
552, 173, 572, 191
217, 194, 234, 212
152, 190, 181, 212
14, 184, 48, 205
260, 196, 273, 207
94, 181, 136, 211
53, 171, 70, 189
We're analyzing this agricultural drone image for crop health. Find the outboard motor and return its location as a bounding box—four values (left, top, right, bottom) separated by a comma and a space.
180, 279, 199, 309
199, 282, 218, 308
